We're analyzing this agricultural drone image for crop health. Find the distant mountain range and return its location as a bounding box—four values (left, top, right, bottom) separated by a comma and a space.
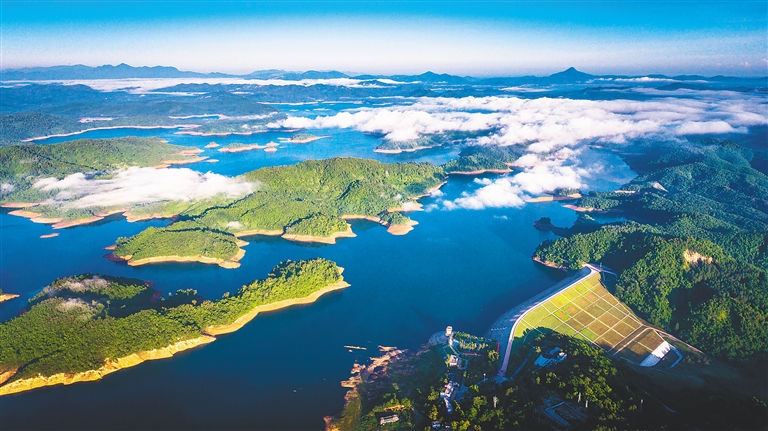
3, 64, 765, 84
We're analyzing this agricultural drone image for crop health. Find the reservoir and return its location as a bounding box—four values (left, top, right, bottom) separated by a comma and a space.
0, 118, 634, 429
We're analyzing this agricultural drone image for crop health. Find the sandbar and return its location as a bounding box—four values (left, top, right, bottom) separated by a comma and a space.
8, 210, 62, 224
205, 142, 220, 149
0, 294, 20, 303
386, 219, 418, 235
40, 233, 60, 239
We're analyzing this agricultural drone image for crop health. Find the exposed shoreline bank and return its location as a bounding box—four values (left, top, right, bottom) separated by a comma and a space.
107, 248, 246, 269
0, 271, 349, 396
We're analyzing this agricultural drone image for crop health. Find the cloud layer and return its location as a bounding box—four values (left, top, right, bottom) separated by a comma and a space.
276, 91, 766, 210
34, 167, 254, 208
443, 160, 587, 210
275, 93, 767, 152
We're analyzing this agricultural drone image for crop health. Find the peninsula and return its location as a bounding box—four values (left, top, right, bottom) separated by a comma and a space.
0, 258, 348, 396
109, 158, 446, 266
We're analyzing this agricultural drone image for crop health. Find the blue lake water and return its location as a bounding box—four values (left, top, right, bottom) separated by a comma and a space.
0, 126, 634, 429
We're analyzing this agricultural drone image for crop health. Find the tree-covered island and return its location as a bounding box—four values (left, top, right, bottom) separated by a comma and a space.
0, 258, 347, 396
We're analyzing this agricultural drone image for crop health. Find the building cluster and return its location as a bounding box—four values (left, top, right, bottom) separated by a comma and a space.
534, 346, 567, 368
379, 414, 399, 425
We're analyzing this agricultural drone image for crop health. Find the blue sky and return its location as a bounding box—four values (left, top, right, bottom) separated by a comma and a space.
1, 1, 766, 76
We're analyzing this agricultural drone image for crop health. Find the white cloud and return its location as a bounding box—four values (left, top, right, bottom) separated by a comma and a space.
676, 120, 745, 135
1, 183, 15, 195
34, 167, 254, 208
20, 77, 415, 94
444, 160, 586, 210
273, 93, 766, 152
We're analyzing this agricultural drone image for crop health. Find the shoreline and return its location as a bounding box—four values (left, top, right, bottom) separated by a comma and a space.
0, 336, 217, 396
175, 129, 269, 137
0, 269, 349, 396
282, 135, 329, 144
205, 279, 350, 336
448, 168, 513, 175
373, 144, 438, 154
531, 256, 568, 271
562, 204, 619, 213
107, 248, 246, 269
339, 213, 418, 236
526, 193, 582, 203
0, 294, 20, 303
218, 144, 267, 153
22, 124, 199, 142
386, 219, 418, 235
281, 225, 356, 245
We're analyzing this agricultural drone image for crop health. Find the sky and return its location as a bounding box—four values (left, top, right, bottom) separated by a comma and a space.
1, 1, 766, 76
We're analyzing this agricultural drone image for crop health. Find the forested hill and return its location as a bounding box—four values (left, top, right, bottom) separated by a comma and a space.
0, 137, 192, 207
0, 258, 344, 388
534, 140, 768, 363
112, 158, 446, 262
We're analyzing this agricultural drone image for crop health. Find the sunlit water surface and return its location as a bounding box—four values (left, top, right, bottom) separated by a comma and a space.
0, 117, 634, 430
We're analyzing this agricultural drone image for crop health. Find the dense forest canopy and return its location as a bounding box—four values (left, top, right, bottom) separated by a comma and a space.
113, 157, 445, 260
0, 258, 343, 382
534, 140, 768, 362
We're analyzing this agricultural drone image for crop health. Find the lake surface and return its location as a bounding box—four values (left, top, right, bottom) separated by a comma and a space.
0, 121, 634, 429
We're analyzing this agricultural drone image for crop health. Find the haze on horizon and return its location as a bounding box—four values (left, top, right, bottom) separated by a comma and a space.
1, 1, 766, 77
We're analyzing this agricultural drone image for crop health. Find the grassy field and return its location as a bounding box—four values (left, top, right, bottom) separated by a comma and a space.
510, 272, 665, 367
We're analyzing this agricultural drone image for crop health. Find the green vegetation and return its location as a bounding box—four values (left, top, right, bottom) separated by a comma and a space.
115, 158, 444, 259
376, 136, 440, 152
0, 258, 343, 382
0, 113, 82, 146
0, 137, 189, 206
220, 142, 251, 150
290, 132, 318, 141
337, 331, 767, 430
379, 212, 410, 226
285, 213, 349, 237
375, 131, 489, 153
442, 144, 525, 173
114, 222, 241, 261
534, 140, 768, 362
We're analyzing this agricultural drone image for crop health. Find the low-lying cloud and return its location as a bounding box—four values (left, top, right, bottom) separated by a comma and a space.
443, 159, 587, 210
273, 93, 767, 153
34, 167, 254, 208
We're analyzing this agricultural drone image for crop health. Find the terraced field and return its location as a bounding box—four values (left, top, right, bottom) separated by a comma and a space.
509, 271, 665, 366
